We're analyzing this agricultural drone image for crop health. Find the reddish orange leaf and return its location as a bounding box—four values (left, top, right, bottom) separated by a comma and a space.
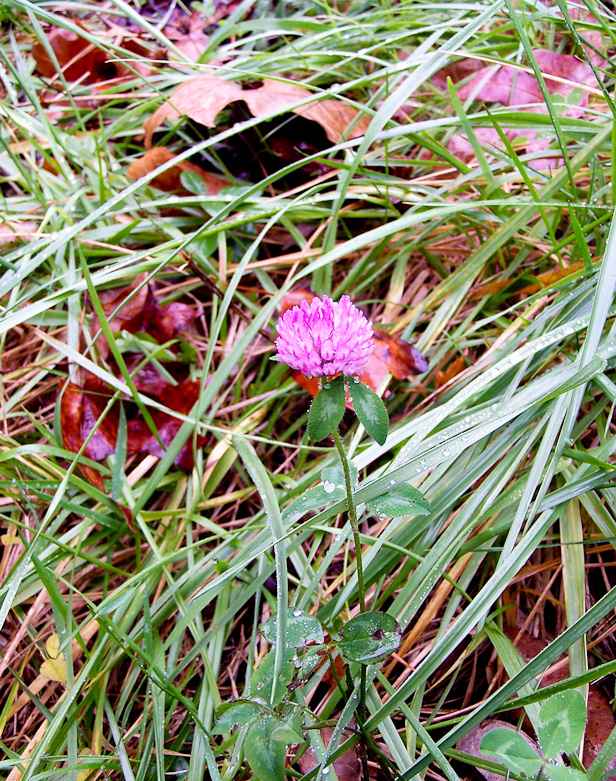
126, 147, 229, 193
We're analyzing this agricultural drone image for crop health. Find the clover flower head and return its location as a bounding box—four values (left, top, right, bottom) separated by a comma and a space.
275, 295, 374, 378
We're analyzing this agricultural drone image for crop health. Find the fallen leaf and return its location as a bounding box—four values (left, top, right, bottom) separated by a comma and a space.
144, 75, 369, 148
165, 9, 209, 62
583, 688, 616, 776
457, 50, 597, 112
471, 260, 594, 299
60, 380, 113, 489
93, 273, 198, 358
127, 147, 230, 193
297, 727, 360, 780
41, 634, 67, 683
441, 46, 604, 169
144, 76, 244, 147
457, 719, 540, 781
242, 79, 370, 144
126, 378, 206, 471
45, 633, 61, 658
40, 657, 67, 683
0, 221, 37, 245
435, 353, 467, 389
32, 26, 111, 84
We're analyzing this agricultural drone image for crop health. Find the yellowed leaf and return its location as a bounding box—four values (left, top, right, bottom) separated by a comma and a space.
77, 748, 93, 781
1, 534, 21, 545
40, 656, 67, 683
45, 633, 61, 659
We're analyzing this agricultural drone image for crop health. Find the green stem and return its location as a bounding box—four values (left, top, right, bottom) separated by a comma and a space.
332, 428, 366, 614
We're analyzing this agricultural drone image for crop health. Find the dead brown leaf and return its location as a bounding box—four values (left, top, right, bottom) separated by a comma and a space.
144, 76, 244, 147
92, 273, 198, 358
165, 9, 209, 62
126, 378, 206, 471
32, 26, 111, 84
0, 221, 37, 245
584, 688, 616, 776
439, 46, 605, 169
297, 727, 360, 780
242, 79, 370, 144
144, 75, 369, 147
126, 146, 229, 193
435, 353, 467, 390
60, 379, 117, 489
471, 260, 599, 300
457, 719, 540, 781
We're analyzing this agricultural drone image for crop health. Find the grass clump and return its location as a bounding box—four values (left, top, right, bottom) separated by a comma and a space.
1, 0, 616, 779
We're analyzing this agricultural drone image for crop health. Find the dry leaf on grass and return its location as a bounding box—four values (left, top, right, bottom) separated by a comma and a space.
436, 46, 605, 169
457, 719, 540, 781
61, 375, 207, 476
144, 76, 244, 146
32, 26, 112, 84
144, 75, 369, 147
126, 146, 230, 193
297, 727, 360, 780
165, 9, 209, 61
61, 277, 205, 480
242, 79, 370, 144
92, 272, 198, 358
0, 221, 37, 245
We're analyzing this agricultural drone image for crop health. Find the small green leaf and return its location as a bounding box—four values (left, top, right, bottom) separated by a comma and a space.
296, 646, 323, 681
538, 691, 586, 758
543, 765, 587, 781
282, 484, 345, 521
337, 612, 401, 664
366, 484, 431, 518
346, 379, 388, 445
261, 608, 324, 648
251, 648, 295, 705
212, 701, 261, 734
480, 728, 543, 777
244, 717, 287, 781
274, 709, 305, 744
307, 376, 346, 441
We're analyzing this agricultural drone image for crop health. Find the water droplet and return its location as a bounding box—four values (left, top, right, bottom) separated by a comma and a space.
256, 682, 263, 691
293, 608, 303, 618
323, 481, 336, 494
301, 496, 307, 501
352, 694, 359, 700
461, 435, 468, 443
212, 557, 218, 564
322, 768, 330, 776
389, 479, 397, 486
323, 382, 331, 390
442, 449, 450, 457
353, 376, 360, 384
416, 467, 422, 473
464, 416, 471, 423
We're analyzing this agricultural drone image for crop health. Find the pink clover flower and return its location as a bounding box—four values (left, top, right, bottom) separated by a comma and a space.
275, 295, 374, 378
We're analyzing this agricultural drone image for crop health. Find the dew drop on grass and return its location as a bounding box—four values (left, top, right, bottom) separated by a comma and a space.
323, 481, 336, 494
292, 608, 303, 618
389, 479, 397, 486
442, 449, 450, 457
322, 768, 330, 776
